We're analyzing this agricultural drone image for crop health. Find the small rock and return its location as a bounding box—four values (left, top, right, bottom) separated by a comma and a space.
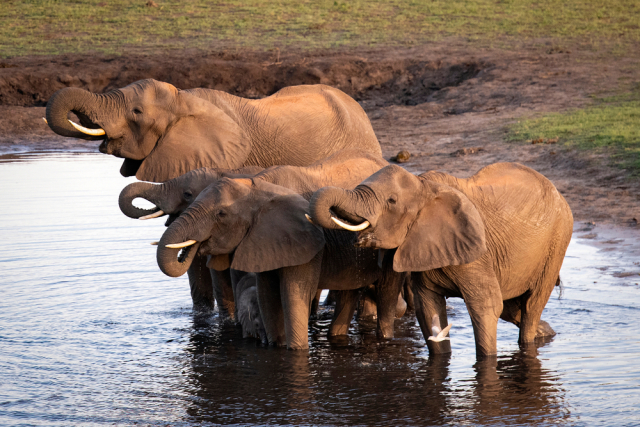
450, 147, 484, 157
391, 150, 411, 163
146, 0, 158, 7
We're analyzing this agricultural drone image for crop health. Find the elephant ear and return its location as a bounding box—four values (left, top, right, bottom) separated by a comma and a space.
394, 181, 487, 272
135, 93, 251, 182
231, 194, 326, 273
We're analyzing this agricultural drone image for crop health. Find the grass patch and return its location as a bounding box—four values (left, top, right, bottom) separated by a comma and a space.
507, 88, 640, 174
1, 0, 639, 57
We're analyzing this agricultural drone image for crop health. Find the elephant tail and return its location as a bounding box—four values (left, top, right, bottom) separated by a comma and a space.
555, 276, 564, 300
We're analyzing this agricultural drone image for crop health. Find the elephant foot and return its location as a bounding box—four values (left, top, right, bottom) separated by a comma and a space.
535, 320, 556, 338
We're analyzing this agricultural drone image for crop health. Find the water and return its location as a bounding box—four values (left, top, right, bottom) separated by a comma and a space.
1, 152, 639, 426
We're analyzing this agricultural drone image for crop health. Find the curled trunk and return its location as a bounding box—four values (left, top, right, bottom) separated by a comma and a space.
156, 224, 201, 278
308, 186, 370, 229
45, 87, 118, 140
118, 181, 162, 219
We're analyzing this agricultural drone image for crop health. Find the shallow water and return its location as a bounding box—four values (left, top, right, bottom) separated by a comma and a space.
0, 152, 639, 426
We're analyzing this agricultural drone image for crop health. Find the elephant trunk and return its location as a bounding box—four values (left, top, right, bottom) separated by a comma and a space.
156, 217, 203, 278
118, 181, 164, 219
309, 186, 375, 230
45, 87, 121, 140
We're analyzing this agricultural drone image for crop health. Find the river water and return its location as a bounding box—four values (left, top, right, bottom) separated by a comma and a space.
1, 152, 639, 426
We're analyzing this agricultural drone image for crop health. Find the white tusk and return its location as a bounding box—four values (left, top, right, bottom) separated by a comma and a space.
165, 240, 197, 249
139, 210, 165, 220
330, 216, 370, 231
150, 241, 159, 246
67, 119, 105, 136
43, 118, 48, 124
305, 214, 315, 225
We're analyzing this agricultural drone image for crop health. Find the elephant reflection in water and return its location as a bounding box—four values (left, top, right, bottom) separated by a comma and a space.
182, 319, 567, 426
183, 328, 317, 426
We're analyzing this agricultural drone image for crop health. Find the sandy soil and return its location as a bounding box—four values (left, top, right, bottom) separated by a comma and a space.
1, 43, 638, 226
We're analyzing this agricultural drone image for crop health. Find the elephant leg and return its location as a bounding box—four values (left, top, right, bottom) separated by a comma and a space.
403, 273, 415, 312
376, 250, 404, 339
411, 272, 451, 355
395, 292, 407, 318
279, 251, 323, 350
357, 284, 377, 321
458, 268, 503, 358
329, 289, 360, 336
230, 269, 248, 320
187, 254, 215, 313
501, 296, 556, 340
519, 274, 559, 345
210, 268, 235, 321
309, 289, 323, 319
256, 271, 286, 346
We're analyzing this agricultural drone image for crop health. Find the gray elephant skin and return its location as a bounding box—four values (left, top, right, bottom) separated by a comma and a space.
309, 162, 573, 358
154, 150, 406, 349
46, 79, 381, 182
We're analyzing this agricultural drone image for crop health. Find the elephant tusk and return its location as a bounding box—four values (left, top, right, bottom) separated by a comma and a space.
67, 119, 106, 136
165, 240, 197, 249
150, 241, 159, 246
139, 210, 165, 220
304, 214, 315, 225
43, 117, 48, 124
331, 216, 370, 231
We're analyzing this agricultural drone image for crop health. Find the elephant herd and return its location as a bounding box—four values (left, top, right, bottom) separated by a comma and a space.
46, 79, 573, 358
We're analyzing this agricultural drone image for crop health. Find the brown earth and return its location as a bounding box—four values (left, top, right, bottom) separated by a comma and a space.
1, 43, 639, 227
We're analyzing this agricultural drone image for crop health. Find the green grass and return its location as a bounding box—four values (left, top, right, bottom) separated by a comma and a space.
1, 0, 639, 57
507, 88, 640, 174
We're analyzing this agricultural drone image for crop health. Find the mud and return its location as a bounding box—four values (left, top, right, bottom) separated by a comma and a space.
1, 43, 639, 225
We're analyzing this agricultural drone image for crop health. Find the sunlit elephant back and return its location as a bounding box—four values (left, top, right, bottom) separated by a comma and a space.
45, 79, 381, 182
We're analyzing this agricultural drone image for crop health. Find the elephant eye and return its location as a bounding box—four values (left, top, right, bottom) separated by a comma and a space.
388, 196, 397, 204
183, 190, 193, 199
132, 108, 143, 115
217, 210, 227, 218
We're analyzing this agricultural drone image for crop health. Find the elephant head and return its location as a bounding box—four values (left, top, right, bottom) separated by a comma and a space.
308, 165, 487, 272
46, 79, 251, 182
156, 178, 325, 278
118, 165, 264, 224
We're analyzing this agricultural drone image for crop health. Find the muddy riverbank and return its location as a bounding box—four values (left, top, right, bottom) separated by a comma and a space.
1, 44, 639, 226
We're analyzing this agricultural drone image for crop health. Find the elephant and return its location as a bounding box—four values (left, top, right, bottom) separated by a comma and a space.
154, 172, 406, 349
118, 149, 388, 317
45, 79, 381, 182
119, 165, 263, 316
308, 162, 573, 358
235, 273, 267, 343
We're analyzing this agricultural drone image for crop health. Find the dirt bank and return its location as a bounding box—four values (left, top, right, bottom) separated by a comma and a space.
0, 43, 638, 226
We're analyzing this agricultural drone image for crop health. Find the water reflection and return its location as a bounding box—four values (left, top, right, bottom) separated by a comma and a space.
1, 152, 639, 426
179, 314, 568, 426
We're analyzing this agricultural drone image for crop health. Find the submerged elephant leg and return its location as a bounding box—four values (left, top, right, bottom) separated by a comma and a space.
256, 270, 286, 347
210, 268, 236, 321
519, 273, 559, 345
411, 272, 451, 355
329, 289, 360, 336
501, 297, 556, 339
458, 268, 503, 357
279, 252, 323, 350
376, 251, 404, 339
187, 254, 215, 313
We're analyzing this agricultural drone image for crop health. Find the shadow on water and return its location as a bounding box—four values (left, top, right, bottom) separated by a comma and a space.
1, 152, 639, 426
181, 314, 568, 426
